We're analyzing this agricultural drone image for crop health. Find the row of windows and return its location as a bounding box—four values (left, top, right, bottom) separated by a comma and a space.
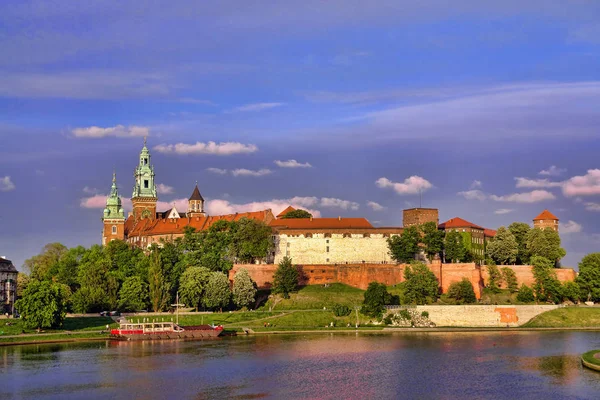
283, 233, 389, 239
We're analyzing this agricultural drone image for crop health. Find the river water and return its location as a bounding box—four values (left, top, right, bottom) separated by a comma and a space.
1, 331, 600, 399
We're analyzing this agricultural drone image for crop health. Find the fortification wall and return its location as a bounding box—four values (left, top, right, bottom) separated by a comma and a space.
413, 305, 560, 327
481, 265, 577, 288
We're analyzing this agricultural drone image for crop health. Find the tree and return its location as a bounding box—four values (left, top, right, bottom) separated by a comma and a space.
15, 280, 70, 329
576, 253, 600, 302
486, 262, 502, 293
148, 248, 171, 312
501, 267, 518, 293
230, 218, 272, 264
232, 268, 257, 309
444, 230, 467, 263
447, 278, 477, 304
72, 245, 113, 313
16, 273, 30, 298
196, 220, 235, 273
403, 262, 439, 304
24, 243, 68, 281
526, 228, 566, 265
280, 209, 312, 219
118, 276, 149, 312
421, 222, 444, 261
272, 256, 298, 299
388, 226, 421, 263
561, 281, 580, 303
508, 222, 531, 264
203, 272, 231, 311
179, 266, 211, 311
486, 227, 518, 265
531, 256, 562, 303
361, 282, 392, 318
516, 284, 535, 303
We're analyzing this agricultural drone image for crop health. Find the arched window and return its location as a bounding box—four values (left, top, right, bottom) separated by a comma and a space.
343, 233, 351, 238
383, 233, 390, 238
324, 233, 332, 238
112, 225, 117, 234
305, 233, 313, 238
363, 233, 370, 238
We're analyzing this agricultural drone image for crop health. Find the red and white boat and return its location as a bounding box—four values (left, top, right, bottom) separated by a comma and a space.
110, 321, 223, 341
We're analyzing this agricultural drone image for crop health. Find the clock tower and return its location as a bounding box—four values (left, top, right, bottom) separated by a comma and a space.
131, 137, 157, 221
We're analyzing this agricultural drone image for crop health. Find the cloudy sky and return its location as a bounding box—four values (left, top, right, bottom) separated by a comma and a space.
1, 1, 600, 269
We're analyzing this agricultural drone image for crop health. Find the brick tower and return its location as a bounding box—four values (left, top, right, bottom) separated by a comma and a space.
187, 182, 206, 217
131, 137, 157, 221
533, 209, 559, 232
102, 172, 126, 244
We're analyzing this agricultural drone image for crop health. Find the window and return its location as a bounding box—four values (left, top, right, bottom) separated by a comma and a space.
144, 180, 149, 188
326, 246, 329, 253
287, 243, 290, 248
305, 233, 312, 238
144, 158, 148, 165
343, 233, 351, 238
326, 239, 329, 243
383, 233, 390, 238
324, 233, 332, 238
363, 233, 370, 238
112, 225, 117, 234
326, 258, 329, 263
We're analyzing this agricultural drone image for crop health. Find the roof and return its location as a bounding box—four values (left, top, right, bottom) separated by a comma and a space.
438, 217, 484, 230
533, 209, 558, 221
189, 185, 204, 201
269, 217, 374, 230
0, 258, 17, 273
276, 206, 296, 218
484, 229, 497, 238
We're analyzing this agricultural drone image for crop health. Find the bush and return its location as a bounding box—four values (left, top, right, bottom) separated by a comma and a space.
332, 304, 351, 317
516, 284, 535, 303
421, 311, 429, 318
399, 309, 412, 320
501, 267, 518, 293
361, 282, 392, 318
487, 263, 502, 293
403, 262, 439, 304
447, 278, 477, 304
561, 281, 580, 303
272, 256, 298, 299
383, 314, 393, 325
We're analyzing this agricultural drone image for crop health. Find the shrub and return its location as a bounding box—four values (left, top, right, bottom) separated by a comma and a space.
421, 311, 429, 318
383, 314, 393, 325
332, 304, 351, 317
272, 256, 298, 299
447, 278, 477, 304
487, 263, 502, 293
561, 281, 580, 303
399, 309, 412, 320
516, 284, 535, 303
403, 262, 439, 304
361, 282, 392, 318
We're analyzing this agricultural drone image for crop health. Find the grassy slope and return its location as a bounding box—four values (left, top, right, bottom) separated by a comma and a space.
261, 283, 365, 310
523, 307, 600, 328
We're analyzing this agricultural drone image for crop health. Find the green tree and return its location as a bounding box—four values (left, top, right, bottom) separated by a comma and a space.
179, 266, 211, 311
15, 280, 70, 329
16, 273, 30, 298
531, 256, 562, 303
526, 228, 566, 265
508, 222, 531, 264
403, 262, 439, 304
272, 256, 298, 299
24, 243, 68, 281
118, 276, 149, 312
561, 281, 580, 303
421, 222, 444, 261
72, 245, 113, 313
361, 282, 392, 318
444, 230, 467, 263
280, 209, 312, 219
516, 284, 535, 303
148, 248, 171, 312
388, 226, 421, 263
196, 220, 235, 273
232, 268, 257, 309
486, 227, 518, 265
230, 218, 272, 263
576, 253, 600, 302
203, 272, 231, 311
447, 278, 477, 304
486, 262, 502, 293
501, 267, 518, 293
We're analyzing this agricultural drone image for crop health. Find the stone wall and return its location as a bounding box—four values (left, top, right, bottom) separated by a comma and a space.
412, 305, 560, 327
481, 265, 577, 289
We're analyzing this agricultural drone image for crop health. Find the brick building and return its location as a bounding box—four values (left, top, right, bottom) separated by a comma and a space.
0, 257, 17, 315
533, 209, 559, 232
438, 217, 486, 260
403, 208, 439, 227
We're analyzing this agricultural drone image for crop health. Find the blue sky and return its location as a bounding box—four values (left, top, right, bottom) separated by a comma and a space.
1, 1, 600, 269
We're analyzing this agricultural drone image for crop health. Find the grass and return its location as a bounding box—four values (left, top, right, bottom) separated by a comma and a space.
260, 283, 365, 311
523, 307, 600, 328
479, 288, 520, 305
0, 317, 116, 336
0, 332, 109, 345
582, 349, 600, 370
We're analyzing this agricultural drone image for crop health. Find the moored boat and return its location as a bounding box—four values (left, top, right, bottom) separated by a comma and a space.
110, 320, 223, 341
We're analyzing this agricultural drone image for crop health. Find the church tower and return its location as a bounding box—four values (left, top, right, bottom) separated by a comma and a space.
131, 137, 157, 221
188, 183, 206, 217
102, 172, 125, 244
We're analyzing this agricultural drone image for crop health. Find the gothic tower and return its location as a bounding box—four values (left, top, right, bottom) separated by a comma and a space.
188, 182, 206, 217
131, 137, 157, 221
102, 172, 125, 244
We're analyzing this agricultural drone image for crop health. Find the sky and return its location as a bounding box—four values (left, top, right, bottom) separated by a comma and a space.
1, 0, 600, 270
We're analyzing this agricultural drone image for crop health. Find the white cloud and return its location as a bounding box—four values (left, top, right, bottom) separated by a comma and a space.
72, 125, 149, 138
562, 169, 600, 197
490, 190, 556, 203
206, 167, 228, 175
80, 195, 132, 210
83, 186, 99, 195
156, 183, 174, 195
514, 177, 563, 188
320, 197, 359, 210
0, 176, 15, 192
274, 159, 312, 168
375, 176, 433, 195
232, 102, 284, 112
584, 202, 600, 212
539, 165, 566, 176
494, 208, 514, 215
157, 198, 189, 211
231, 168, 272, 177
457, 190, 487, 201
367, 201, 386, 211
206, 198, 321, 218
470, 180, 482, 189
154, 141, 258, 155
561, 220, 582, 234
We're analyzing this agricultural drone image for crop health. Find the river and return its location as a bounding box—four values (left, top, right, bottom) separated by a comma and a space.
1, 331, 599, 399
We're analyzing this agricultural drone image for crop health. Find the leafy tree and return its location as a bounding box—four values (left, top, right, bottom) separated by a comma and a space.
203, 272, 231, 311
196, 220, 235, 273
272, 256, 298, 299
516, 284, 535, 303
486, 262, 502, 293
561, 281, 580, 303
232, 268, 257, 309
280, 209, 312, 219
230, 218, 272, 263
179, 266, 211, 311
148, 248, 171, 312
25, 243, 68, 281
576, 253, 600, 302
421, 222, 444, 261
361, 282, 392, 318
508, 222, 531, 264
16, 273, 30, 298
444, 230, 467, 263
159, 240, 185, 303
526, 228, 566, 265
118, 276, 149, 312
531, 256, 562, 303
403, 262, 439, 304
501, 267, 518, 293
333, 304, 352, 317
447, 278, 477, 304
388, 226, 421, 263
486, 227, 518, 265
72, 245, 113, 313
15, 280, 70, 329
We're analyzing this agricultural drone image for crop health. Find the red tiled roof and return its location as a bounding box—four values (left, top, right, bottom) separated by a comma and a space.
276, 205, 296, 218
438, 217, 484, 230
269, 217, 374, 230
533, 209, 558, 221
484, 229, 497, 238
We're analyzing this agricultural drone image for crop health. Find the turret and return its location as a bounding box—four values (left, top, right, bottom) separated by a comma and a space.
102, 172, 126, 245
131, 137, 157, 221
188, 182, 206, 217
533, 210, 559, 232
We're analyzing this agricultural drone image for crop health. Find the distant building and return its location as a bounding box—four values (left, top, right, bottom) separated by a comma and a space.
438, 217, 486, 260
533, 209, 559, 232
0, 257, 17, 315
403, 208, 439, 227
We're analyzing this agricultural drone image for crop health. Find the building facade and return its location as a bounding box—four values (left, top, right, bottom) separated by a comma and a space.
0, 257, 17, 315
533, 209, 559, 232
403, 208, 439, 227
438, 217, 486, 260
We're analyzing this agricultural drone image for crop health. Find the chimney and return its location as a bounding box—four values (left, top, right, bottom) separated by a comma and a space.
338, 216, 341, 221
310, 216, 313, 221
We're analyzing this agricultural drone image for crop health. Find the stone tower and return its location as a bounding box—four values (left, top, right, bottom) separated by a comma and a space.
533, 209, 559, 232
102, 172, 126, 244
131, 137, 157, 221
188, 183, 206, 217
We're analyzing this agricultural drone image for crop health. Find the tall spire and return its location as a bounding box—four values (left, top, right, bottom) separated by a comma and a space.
132, 137, 157, 199
103, 172, 124, 220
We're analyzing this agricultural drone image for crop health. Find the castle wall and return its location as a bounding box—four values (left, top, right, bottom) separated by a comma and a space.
481, 265, 577, 288
412, 305, 560, 327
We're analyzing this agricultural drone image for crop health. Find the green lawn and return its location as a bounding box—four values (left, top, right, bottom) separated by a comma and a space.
261, 283, 365, 311
582, 349, 600, 369
523, 307, 600, 328
0, 317, 116, 336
